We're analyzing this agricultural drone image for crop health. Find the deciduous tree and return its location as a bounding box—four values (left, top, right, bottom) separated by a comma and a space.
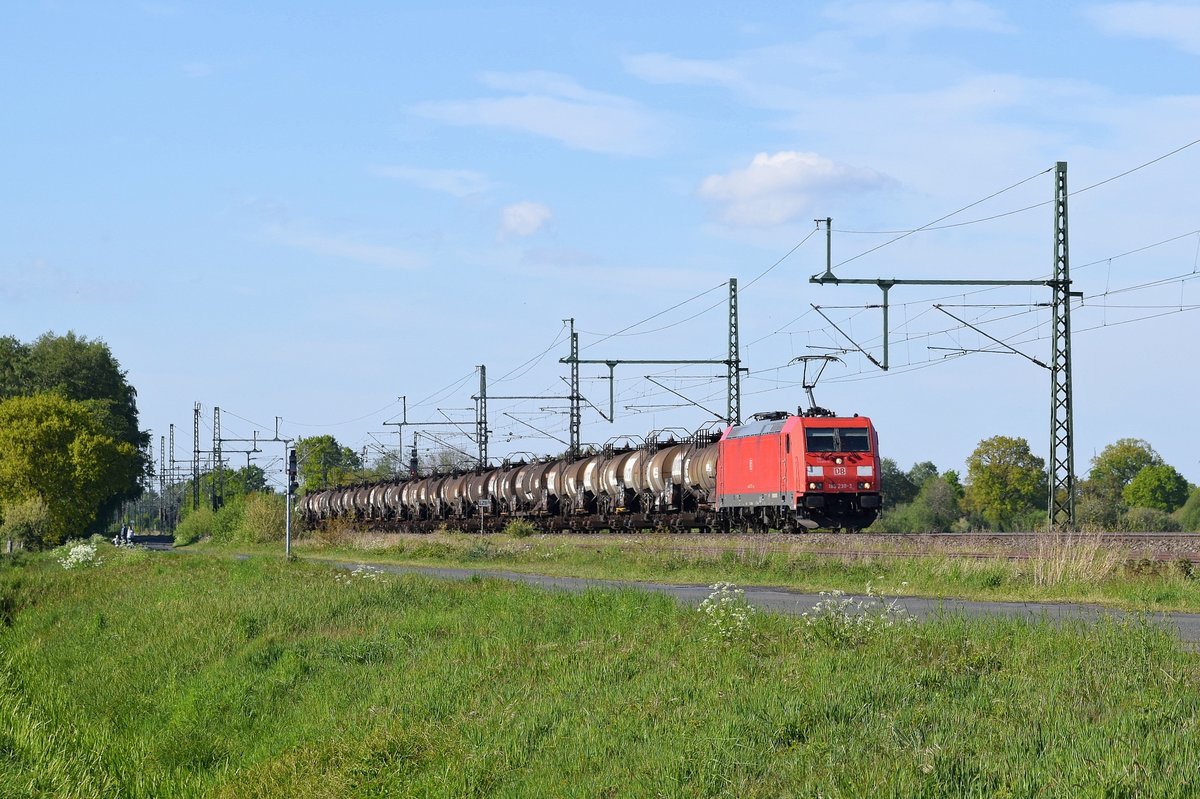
296, 435, 363, 491
1123, 464, 1190, 513
0, 331, 149, 523
0, 393, 140, 546
880, 458, 918, 507
1086, 439, 1161, 501
964, 435, 1047, 530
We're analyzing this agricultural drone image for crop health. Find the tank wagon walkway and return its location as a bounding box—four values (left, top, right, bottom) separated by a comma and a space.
315, 558, 1200, 645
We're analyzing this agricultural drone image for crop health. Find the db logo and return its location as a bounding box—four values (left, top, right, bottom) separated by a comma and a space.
832, 466, 847, 476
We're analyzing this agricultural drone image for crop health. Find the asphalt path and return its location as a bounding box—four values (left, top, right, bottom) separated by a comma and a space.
317, 559, 1200, 645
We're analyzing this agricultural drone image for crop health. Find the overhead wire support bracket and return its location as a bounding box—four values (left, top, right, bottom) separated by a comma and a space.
502, 412, 570, 448
642, 376, 727, 421
810, 305, 883, 370
932, 304, 1049, 369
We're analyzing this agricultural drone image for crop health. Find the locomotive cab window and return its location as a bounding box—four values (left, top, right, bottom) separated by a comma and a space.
839, 428, 871, 452
805, 427, 872, 453
805, 429, 837, 452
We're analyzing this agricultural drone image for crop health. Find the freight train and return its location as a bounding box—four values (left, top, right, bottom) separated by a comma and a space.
300, 408, 881, 533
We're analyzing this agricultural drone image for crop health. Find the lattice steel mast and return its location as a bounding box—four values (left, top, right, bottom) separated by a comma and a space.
192, 403, 200, 511
476, 365, 487, 468
1048, 161, 1076, 529
727, 278, 741, 426
212, 406, 223, 511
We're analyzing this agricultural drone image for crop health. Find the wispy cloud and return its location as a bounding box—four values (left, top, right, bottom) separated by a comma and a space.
373, 165, 493, 197
268, 226, 427, 270
624, 52, 749, 90
699, 152, 892, 228
500, 201, 553, 238
413, 71, 668, 156
822, 0, 1015, 35
1086, 2, 1200, 54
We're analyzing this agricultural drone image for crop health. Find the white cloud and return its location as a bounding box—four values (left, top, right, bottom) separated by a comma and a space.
822, 1, 1015, 35
413, 71, 668, 156
500, 202, 553, 238
268, 227, 427, 270
699, 152, 892, 228
373, 165, 492, 197
1086, 2, 1200, 54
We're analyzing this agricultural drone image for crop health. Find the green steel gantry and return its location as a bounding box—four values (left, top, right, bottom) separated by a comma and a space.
809, 162, 1078, 529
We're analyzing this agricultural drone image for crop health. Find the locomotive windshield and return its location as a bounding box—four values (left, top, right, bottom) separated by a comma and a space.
805, 428, 837, 452
805, 427, 872, 453
840, 427, 871, 452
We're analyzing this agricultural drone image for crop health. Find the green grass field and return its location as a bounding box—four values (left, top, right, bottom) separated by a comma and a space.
3, 545, 1200, 797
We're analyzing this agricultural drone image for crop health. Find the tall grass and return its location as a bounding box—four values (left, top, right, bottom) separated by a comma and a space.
1032, 529, 1127, 587
3, 551, 1200, 797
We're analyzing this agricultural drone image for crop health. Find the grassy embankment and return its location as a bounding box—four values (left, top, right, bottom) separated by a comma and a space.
4, 545, 1198, 797
211, 524, 1200, 612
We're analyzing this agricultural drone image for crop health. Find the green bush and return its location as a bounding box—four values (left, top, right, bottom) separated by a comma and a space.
174, 504, 214, 546
1, 498, 50, 550
237, 493, 286, 543
1119, 506, 1182, 533
502, 519, 538, 538
208, 495, 246, 543
174, 493, 286, 546
1174, 488, 1200, 532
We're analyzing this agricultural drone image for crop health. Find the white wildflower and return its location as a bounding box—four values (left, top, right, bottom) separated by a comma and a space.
58, 541, 102, 570
334, 565, 388, 585
803, 585, 913, 646
698, 582, 754, 641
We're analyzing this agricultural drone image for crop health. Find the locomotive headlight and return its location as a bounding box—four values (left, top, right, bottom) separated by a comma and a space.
859, 481, 872, 490
834, 457, 844, 465
808, 481, 817, 490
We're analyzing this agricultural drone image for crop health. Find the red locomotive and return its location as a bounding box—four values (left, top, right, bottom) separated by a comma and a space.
716, 411, 880, 531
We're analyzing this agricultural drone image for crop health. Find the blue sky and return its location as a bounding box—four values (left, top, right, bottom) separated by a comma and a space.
4, 1, 1199, 488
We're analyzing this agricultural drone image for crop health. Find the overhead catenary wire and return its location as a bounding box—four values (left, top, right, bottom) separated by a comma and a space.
833, 136, 1200, 239
580, 282, 727, 348
284, 397, 403, 428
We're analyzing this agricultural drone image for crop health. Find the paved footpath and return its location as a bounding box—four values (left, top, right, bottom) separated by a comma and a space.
318, 559, 1200, 644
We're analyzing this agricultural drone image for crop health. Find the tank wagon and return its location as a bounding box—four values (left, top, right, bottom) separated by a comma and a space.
300, 409, 881, 533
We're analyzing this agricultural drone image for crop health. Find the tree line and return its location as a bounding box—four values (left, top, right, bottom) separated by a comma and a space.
1, 332, 149, 549
874, 435, 1200, 533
